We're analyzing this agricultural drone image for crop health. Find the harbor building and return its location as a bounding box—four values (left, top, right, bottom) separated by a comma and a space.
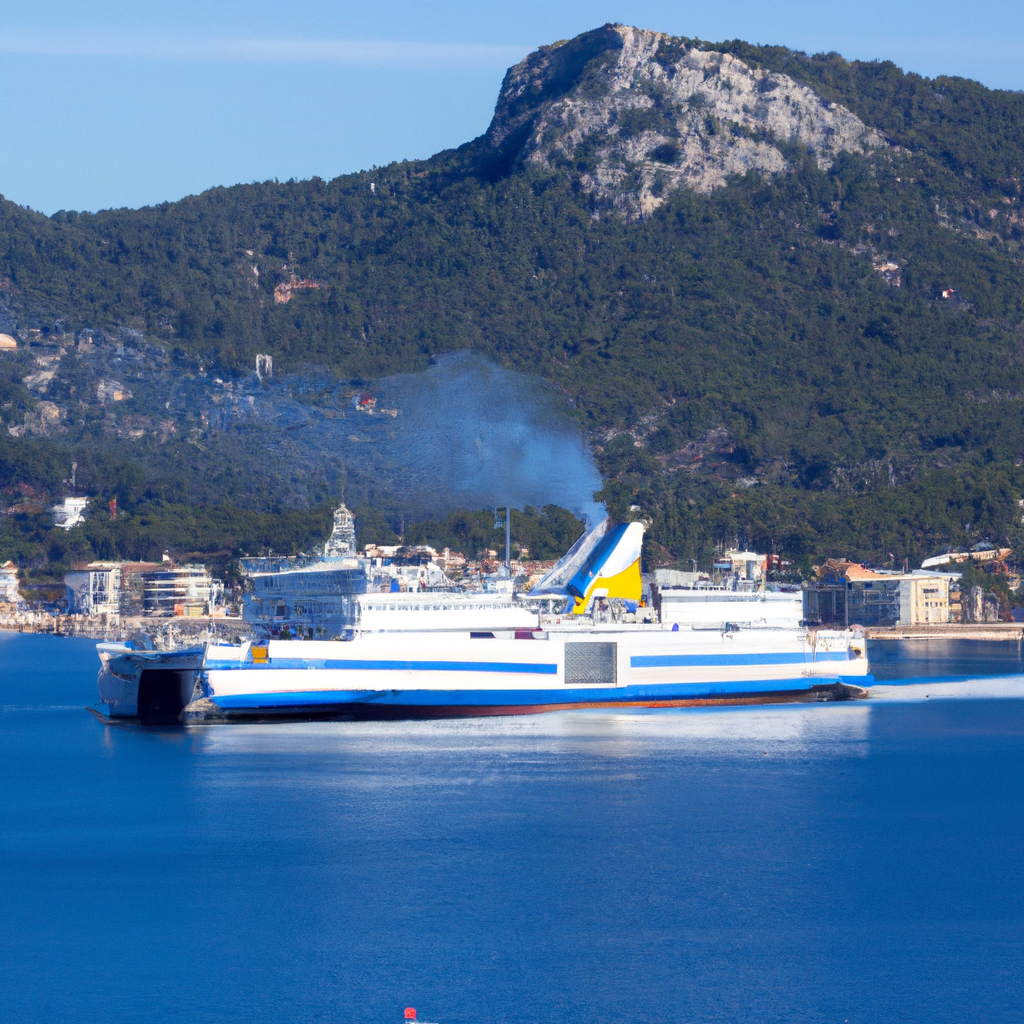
119, 562, 164, 617
803, 560, 952, 627
143, 565, 219, 617
62, 560, 222, 619
898, 574, 951, 625
65, 562, 122, 618
0, 561, 21, 606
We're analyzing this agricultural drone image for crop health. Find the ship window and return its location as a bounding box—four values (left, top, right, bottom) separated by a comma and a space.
564, 643, 617, 686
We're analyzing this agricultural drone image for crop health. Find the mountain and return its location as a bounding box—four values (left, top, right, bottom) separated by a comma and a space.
484, 24, 886, 218
2, 23, 1024, 580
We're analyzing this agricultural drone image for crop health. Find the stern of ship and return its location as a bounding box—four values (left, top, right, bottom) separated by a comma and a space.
96, 642, 207, 723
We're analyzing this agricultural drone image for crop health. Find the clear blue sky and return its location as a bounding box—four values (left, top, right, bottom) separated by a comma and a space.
2, 0, 1021, 215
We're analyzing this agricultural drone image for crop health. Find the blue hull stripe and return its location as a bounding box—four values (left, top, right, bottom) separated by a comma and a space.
631, 652, 849, 668
210, 676, 867, 710
206, 655, 850, 672
209, 658, 557, 674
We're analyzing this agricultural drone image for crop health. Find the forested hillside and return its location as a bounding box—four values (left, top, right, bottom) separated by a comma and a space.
2, 23, 1024, 578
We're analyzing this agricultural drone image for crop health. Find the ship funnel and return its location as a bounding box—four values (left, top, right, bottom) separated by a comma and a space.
530, 519, 644, 613
565, 521, 643, 613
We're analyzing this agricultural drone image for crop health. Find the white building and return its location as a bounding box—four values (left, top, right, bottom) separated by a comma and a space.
52, 497, 88, 530
143, 565, 218, 616
722, 549, 767, 581
65, 562, 121, 617
0, 561, 20, 604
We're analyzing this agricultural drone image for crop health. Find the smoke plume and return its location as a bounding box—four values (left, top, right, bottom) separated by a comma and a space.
372, 351, 603, 521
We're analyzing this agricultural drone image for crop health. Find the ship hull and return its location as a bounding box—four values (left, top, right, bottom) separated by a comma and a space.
187, 680, 867, 721
98, 628, 869, 722
194, 629, 869, 721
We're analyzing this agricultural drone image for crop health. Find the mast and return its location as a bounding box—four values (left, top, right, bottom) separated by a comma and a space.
505, 505, 511, 574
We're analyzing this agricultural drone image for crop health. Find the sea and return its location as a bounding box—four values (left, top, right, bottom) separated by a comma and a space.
2, 632, 1024, 1024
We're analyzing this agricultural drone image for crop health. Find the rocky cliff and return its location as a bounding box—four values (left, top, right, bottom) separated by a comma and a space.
485, 24, 886, 218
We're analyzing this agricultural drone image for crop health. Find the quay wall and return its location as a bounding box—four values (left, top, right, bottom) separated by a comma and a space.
0, 613, 248, 643
867, 623, 1024, 642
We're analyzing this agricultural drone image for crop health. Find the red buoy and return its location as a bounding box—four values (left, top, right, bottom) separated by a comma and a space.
404, 1010, 417, 1020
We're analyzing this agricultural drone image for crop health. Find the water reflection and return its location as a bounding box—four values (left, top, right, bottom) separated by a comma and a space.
193, 703, 872, 761
869, 637, 1024, 680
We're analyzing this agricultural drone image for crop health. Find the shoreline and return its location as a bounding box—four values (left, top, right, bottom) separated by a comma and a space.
0, 615, 246, 643
6, 620, 1023, 644
867, 624, 1024, 642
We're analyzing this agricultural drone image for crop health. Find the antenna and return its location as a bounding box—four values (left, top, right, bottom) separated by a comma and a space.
494, 506, 511, 575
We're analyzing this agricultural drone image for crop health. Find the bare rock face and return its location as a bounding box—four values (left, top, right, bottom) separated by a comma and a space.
485, 24, 886, 219
7, 401, 65, 438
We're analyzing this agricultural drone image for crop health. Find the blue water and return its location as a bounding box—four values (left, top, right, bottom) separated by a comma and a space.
2, 633, 1024, 1024
870, 636, 1024, 682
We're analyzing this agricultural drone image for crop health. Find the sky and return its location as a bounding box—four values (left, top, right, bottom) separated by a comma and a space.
1, 0, 1022, 215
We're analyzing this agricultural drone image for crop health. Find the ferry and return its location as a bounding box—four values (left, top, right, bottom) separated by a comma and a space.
95, 514, 870, 723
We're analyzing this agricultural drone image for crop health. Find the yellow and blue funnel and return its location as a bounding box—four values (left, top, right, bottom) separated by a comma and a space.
565, 521, 644, 614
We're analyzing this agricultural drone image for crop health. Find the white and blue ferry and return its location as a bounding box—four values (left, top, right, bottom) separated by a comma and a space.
95, 517, 870, 723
